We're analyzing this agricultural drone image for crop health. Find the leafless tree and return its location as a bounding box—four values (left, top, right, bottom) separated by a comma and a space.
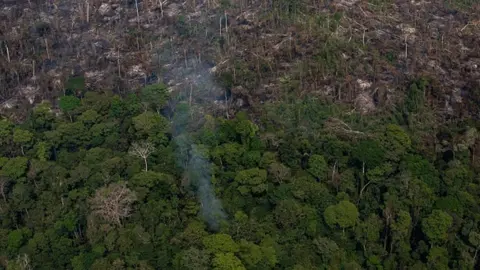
129, 141, 155, 172
268, 162, 290, 183
0, 178, 8, 203
7, 254, 32, 270
90, 182, 136, 226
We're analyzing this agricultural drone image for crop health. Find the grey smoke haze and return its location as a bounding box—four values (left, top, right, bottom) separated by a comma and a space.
169, 61, 227, 231
148, 7, 228, 229
179, 137, 226, 230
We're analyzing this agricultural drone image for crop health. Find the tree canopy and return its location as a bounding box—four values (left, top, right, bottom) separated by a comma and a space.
0, 87, 479, 270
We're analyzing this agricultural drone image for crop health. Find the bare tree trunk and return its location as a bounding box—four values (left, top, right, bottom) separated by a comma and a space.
159, 0, 164, 18
45, 38, 50, 59
189, 84, 193, 106
117, 48, 121, 77
0, 179, 7, 203
5, 42, 10, 63
86, 0, 90, 23
332, 161, 337, 191
135, 0, 140, 24
473, 248, 478, 268
405, 35, 408, 59
358, 181, 371, 202
129, 141, 155, 172
225, 89, 229, 118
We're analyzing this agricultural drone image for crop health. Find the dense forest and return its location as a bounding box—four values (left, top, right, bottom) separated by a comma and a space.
0, 78, 480, 270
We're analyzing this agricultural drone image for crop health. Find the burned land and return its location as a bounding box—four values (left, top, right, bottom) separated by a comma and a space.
0, 0, 479, 120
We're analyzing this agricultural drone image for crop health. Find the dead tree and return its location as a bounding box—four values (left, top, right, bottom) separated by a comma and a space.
90, 182, 136, 225
7, 254, 33, 270
0, 178, 8, 203
128, 141, 155, 172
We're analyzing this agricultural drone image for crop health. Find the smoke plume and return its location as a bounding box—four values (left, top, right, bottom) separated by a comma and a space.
168, 65, 227, 231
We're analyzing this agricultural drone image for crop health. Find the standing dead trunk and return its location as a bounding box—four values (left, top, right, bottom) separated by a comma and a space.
5, 43, 10, 63
143, 157, 148, 172
135, 0, 140, 24
474, 248, 478, 266
129, 141, 155, 172
45, 38, 50, 59
0, 179, 7, 203
86, 0, 90, 23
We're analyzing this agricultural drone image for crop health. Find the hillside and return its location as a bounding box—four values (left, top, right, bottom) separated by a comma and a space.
1, 0, 479, 118
1, 0, 480, 269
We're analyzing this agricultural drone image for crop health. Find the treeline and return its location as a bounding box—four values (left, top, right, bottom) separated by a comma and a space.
0, 82, 480, 270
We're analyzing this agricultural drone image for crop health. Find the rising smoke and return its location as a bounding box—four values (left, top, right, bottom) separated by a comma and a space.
150, 6, 228, 230
169, 65, 227, 231
182, 138, 226, 230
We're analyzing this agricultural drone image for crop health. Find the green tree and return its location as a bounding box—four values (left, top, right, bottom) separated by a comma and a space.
130, 171, 176, 200
35, 142, 50, 161
140, 83, 169, 113
313, 236, 340, 264
427, 246, 449, 270
404, 79, 426, 114
212, 143, 246, 171
59, 95, 80, 122
1, 157, 28, 179
403, 155, 439, 191
7, 228, 31, 256
132, 111, 169, 138
422, 210, 453, 246
273, 199, 307, 230
351, 140, 385, 170
0, 118, 13, 145
267, 162, 291, 183
307, 154, 328, 181
178, 221, 209, 248
238, 240, 264, 268
78, 109, 100, 126
174, 247, 210, 270
30, 101, 55, 131
212, 253, 246, 270
355, 214, 383, 254
13, 128, 33, 155
384, 124, 411, 161
324, 200, 359, 232
234, 116, 259, 145
238, 239, 277, 269
468, 231, 480, 263
390, 210, 412, 253
234, 168, 268, 195
203, 234, 239, 254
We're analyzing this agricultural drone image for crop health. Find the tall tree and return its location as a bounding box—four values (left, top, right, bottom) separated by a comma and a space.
422, 210, 453, 246
324, 200, 359, 233
59, 96, 80, 122
89, 182, 137, 225
13, 128, 33, 155
129, 141, 155, 172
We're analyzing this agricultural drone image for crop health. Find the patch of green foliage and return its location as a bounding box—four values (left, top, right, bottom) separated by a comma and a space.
65, 76, 86, 94
0, 88, 478, 270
